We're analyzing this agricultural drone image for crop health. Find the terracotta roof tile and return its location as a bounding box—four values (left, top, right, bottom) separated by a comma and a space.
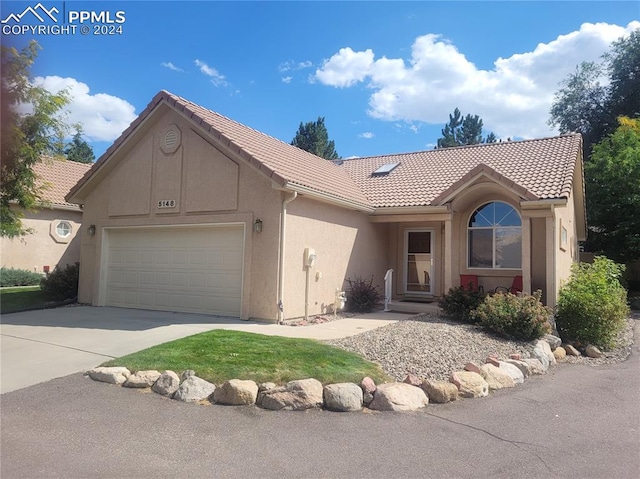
68, 90, 581, 212
33, 157, 92, 208
68, 91, 371, 209
339, 135, 582, 207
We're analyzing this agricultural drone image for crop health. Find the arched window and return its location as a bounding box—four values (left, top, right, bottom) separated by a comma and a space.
468, 201, 521, 269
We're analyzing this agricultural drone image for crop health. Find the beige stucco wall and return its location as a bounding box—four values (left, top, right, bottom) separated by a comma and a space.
450, 181, 524, 294
76, 106, 282, 320
1, 207, 82, 273
283, 197, 389, 319
554, 191, 580, 296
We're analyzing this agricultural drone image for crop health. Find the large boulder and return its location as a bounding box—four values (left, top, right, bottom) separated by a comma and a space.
544, 334, 562, 350
479, 364, 515, 390
87, 367, 131, 385
502, 359, 532, 378
498, 361, 525, 384
450, 371, 489, 398
173, 376, 216, 403
553, 347, 567, 361
123, 370, 161, 388
522, 358, 547, 375
564, 344, 581, 356
585, 344, 604, 358
259, 378, 323, 411
421, 379, 458, 404
213, 379, 259, 405
323, 383, 363, 412
151, 370, 180, 397
533, 339, 556, 367
369, 383, 428, 412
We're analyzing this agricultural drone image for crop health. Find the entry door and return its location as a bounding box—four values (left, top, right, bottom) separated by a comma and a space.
405, 230, 434, 295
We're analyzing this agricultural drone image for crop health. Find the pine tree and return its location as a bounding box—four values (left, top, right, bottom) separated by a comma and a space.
291, 117, 340, 160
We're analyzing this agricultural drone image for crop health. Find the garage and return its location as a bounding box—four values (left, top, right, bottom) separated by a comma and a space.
104, 225, 244, 317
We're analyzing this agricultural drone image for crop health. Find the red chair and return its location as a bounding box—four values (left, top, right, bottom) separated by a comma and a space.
460, 275, 483, 293
495, 275, 523, 294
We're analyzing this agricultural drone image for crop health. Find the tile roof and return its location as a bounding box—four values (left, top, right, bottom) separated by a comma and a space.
67, 90, 582, 212
33, 157, 92, 209
68, 91, 371, 209
339, 134, 582, 208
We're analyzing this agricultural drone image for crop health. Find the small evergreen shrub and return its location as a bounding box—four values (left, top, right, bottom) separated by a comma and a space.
40, 262, 80, 301
345, 276, 383, 313
472, 290, 551, 341
556, 256, 629, 349
0, 267, 43, 287
438, 286, 486, 323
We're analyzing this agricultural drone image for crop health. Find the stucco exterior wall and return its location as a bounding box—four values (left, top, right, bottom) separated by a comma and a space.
554, 191, 579, 295
283, 197, 389, 319
450, 182, 524, 293
1, 207, 82, 273
76, 106, 282, 320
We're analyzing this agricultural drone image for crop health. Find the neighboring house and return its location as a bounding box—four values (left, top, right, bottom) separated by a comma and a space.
66, 90, 586, 321
2, 157, 91, 274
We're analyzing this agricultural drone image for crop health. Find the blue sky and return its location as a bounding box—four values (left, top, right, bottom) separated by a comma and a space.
1, 1, 638, 160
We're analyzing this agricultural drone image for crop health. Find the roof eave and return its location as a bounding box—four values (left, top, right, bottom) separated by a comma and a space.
283, 182, 374, 214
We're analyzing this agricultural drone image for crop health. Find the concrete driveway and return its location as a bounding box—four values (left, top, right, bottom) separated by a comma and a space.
0, 306, 404, 394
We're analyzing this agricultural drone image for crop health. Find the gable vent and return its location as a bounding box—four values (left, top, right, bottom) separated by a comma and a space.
372, 162, 400, 176
164, 130, 178, 149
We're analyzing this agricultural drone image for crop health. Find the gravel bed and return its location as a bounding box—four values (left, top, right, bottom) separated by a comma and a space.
326, 312, 637, 382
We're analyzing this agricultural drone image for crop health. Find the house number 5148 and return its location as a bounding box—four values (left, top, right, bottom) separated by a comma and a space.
158, 199, 176, 208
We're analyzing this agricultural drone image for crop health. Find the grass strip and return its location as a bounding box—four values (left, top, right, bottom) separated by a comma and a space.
103, 329, 391, 385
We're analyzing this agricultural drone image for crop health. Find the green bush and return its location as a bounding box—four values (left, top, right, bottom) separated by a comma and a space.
472, 290, 551, 341
40, 262, 80, 301
438, 286, 486, 323
556, 256, 629, 349
0, 267, 43, 287
345, 276, 382, 313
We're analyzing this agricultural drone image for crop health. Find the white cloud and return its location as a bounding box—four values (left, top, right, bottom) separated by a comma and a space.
359, 131, 375, 139
32, 76, 136, 142
161, 61, 183, 72
279, 60, 313, 72
314, 21, 640, 138
282, 76, 293, 84
194, 59, 227, 86
315, 47, 375, 88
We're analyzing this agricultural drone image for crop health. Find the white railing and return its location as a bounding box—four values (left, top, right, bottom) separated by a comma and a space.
384, 269, 393, 311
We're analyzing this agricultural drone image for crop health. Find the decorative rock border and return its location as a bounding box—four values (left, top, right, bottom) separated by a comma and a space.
86, 335, 569, 413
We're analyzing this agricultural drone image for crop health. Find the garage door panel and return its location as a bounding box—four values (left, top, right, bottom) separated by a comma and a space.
106, 226, 243, 316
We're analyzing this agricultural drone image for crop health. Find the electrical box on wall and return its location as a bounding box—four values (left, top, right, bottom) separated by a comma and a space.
304, 248, 317, 268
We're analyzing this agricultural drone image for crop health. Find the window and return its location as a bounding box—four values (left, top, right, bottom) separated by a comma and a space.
468, 201, 521, 269
55, 221, 72, 238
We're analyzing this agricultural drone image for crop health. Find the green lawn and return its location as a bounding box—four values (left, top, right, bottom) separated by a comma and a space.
0, 286, 50, 314
103, 329, 392, 385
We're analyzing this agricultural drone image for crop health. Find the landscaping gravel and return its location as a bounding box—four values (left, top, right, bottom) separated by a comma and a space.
326, 312, 636, 382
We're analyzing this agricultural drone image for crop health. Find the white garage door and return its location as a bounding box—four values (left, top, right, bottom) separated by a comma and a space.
105, 225, 244, 316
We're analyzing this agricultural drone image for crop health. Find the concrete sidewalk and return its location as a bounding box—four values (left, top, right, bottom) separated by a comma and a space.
1, 306, 410, 394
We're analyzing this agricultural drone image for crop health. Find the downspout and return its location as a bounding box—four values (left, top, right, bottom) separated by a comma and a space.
277, 191, 297, 324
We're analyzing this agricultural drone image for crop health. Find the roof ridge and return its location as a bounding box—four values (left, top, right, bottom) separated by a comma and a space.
345, 132, 581, 161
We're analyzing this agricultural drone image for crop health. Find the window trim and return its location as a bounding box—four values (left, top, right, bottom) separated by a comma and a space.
467, 201, 522, 270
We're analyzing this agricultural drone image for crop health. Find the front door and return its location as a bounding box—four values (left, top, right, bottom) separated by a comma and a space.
405, 230, 434, 295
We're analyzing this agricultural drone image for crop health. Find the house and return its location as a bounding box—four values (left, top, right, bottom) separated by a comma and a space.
2, 157, 91, 274
66, 90, 586, 322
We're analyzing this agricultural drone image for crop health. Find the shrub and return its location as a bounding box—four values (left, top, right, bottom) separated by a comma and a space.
40, 262, 80, 301
345, 276, 382, 313
472, 290, 552, 341
438, 286, 486, 323
556, 256, 629, 349
0, 267, 43, 287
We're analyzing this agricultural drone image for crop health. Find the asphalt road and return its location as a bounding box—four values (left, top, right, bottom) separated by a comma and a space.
2, 319, 639, 478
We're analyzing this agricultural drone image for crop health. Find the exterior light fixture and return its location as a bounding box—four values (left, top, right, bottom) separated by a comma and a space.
254, 218, 263, 233
87, 224, 96, 236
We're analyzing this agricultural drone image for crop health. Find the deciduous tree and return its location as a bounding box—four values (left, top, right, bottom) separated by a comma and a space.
1, 41, 69, 237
